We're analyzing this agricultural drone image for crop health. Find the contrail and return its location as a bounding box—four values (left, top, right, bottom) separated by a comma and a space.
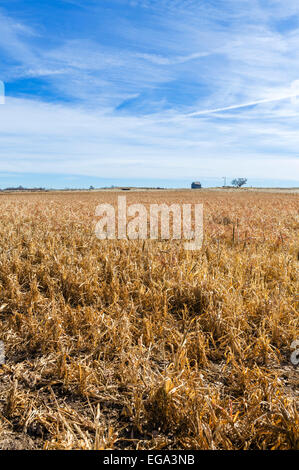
187, 92, 299, 117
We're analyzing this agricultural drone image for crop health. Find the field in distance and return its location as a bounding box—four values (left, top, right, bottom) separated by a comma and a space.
0, 190, 298, 449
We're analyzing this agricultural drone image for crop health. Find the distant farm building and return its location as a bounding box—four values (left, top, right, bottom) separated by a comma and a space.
191, 181, 202, 189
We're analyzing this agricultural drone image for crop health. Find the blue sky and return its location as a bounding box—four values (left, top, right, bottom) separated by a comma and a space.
0, 0, 299, 187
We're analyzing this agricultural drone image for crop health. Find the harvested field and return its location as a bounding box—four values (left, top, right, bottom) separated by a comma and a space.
0, 190, 298, 450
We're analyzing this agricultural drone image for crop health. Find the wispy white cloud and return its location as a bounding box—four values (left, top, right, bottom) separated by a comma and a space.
0, 10, 37, 49
0, 95, 299, 181
135, 51, 211, 65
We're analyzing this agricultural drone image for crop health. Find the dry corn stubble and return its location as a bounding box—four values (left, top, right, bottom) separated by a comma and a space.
0, 189, 298, 450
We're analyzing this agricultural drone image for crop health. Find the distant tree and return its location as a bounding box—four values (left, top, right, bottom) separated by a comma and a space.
89, 185, 95, 190
231, 178, 247, 188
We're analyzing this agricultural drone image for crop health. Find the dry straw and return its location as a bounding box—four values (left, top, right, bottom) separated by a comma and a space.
0, 189, 298, 449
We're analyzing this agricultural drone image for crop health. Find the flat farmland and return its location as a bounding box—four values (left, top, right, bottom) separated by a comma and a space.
0, 189, 298, 449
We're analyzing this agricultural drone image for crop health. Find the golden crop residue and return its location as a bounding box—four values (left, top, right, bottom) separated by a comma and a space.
0, 189, 298, 450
